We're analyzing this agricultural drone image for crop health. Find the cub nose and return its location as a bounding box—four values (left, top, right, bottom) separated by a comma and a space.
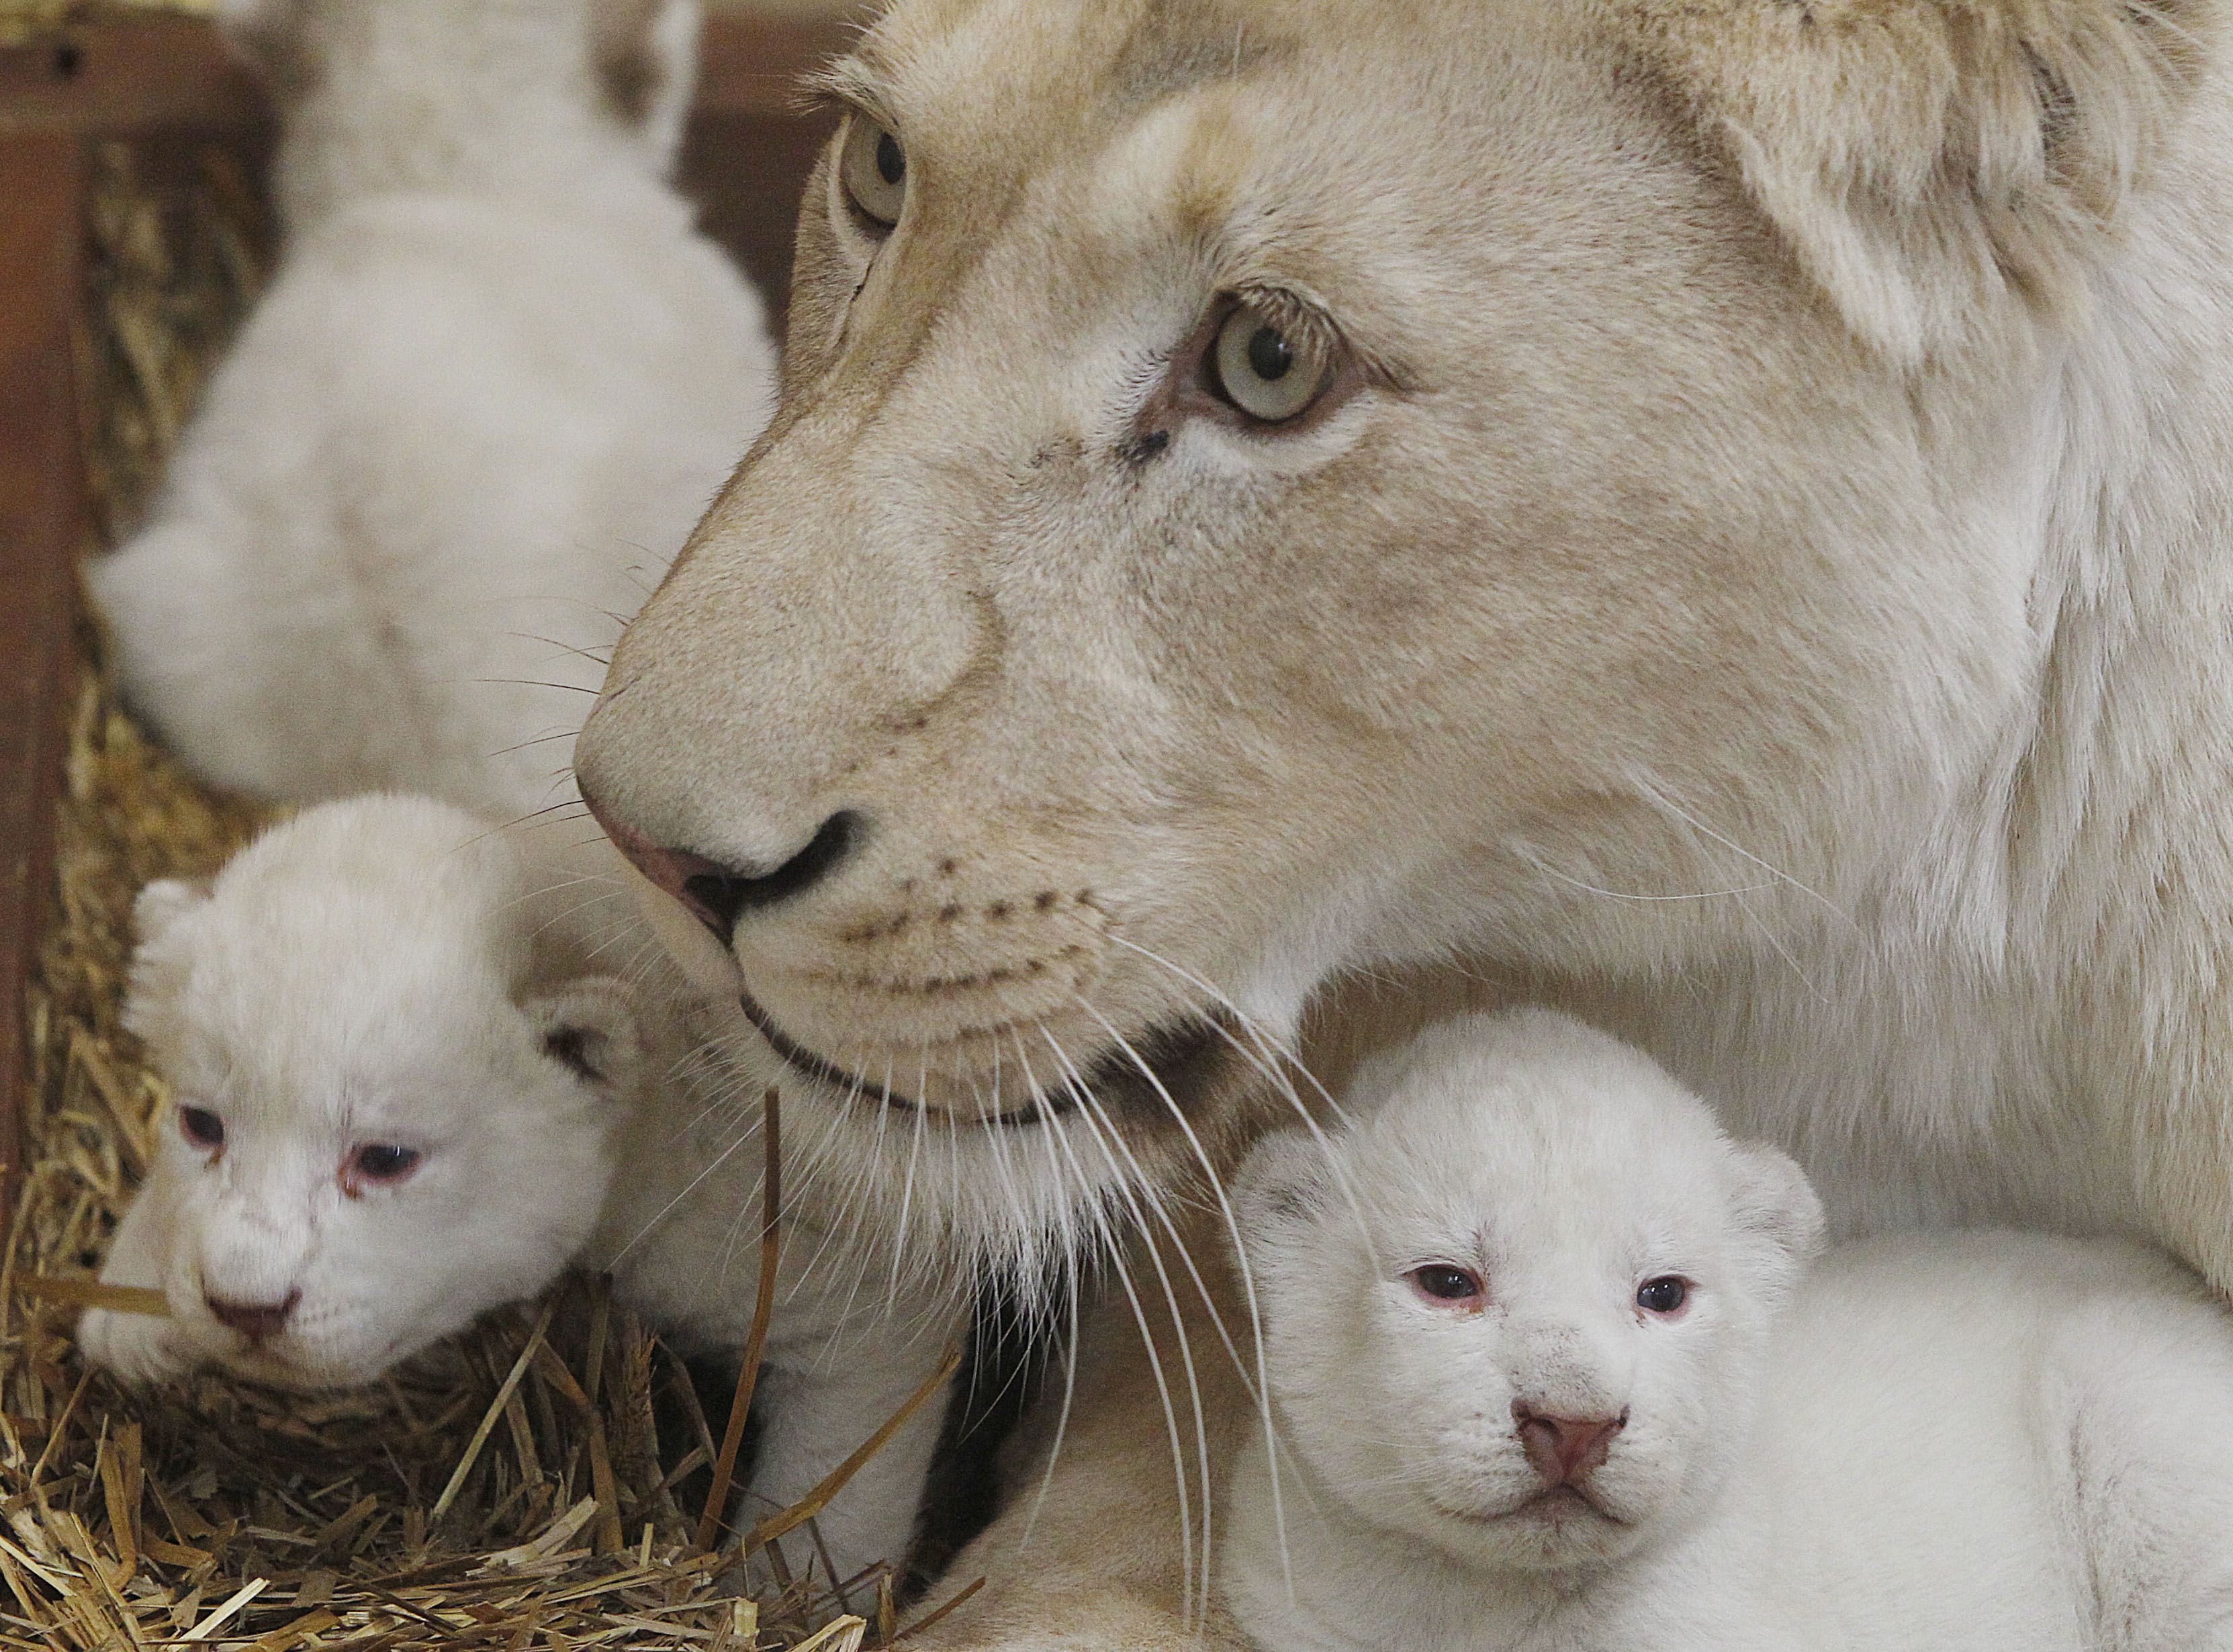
206, 1288, 301, 1344
1514, 1402, 1627, 1485
588, 801, 860, 946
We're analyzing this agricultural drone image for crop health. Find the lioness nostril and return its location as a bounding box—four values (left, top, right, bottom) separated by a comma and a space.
607, 811, 862, 946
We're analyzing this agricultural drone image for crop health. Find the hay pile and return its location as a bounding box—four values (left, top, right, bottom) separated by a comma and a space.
0, 122, 942, 1652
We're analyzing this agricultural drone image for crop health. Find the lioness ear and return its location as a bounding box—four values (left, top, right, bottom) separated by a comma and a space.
1627, 0, 2212, 362
525, 978, 644, 1099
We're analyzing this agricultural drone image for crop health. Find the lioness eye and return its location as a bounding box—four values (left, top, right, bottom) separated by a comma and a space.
1210, 302, 1333, 424
1406, 1263, 1486, 1307
343, 1143, 422, 1193
179, 1105, 225, 1150
1636, 1276, 1690, 1317
839, 115, 907, 228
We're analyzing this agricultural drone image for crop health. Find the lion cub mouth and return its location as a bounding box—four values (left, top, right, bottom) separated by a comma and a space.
737, 990, 1230, 1129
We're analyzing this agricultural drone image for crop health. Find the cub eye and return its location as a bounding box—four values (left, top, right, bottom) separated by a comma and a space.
1406, 1264, 1486, 1307
343, 1143, 422, 1193
179, 1105, 225, 1150
1636, 1275, 1690, 1317
1207, 300, 1335, 424
839, 114, 907, 228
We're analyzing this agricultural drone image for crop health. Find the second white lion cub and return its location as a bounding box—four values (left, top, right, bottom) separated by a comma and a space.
90, 0, 775, 817
1225, 1012, 2233, 1652
79, 797, 958, 1589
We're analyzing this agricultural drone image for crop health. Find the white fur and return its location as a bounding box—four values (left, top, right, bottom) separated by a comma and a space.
91, 0, 774, 817
1223, 1012, 2233, 1652
80, 797, 959, 1590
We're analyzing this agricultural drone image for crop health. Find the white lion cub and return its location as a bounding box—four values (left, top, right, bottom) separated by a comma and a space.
79, 798, 958, 1588
89, 0, 775, 817
1225, 1011, 2233, 1652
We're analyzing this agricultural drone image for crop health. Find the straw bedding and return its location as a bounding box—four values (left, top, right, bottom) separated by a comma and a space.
0, 112, 927, 1652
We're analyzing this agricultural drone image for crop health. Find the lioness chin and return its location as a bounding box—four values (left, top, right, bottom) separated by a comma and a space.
576, 0, 2233, 1639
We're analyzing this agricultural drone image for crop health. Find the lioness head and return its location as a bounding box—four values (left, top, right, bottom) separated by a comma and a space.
576, 0, 2205, 1256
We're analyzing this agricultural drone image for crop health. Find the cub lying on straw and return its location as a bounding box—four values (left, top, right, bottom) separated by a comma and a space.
1225, 1012, 2233, 1652
80, 797, 959, 1591
91, 0, 775, 817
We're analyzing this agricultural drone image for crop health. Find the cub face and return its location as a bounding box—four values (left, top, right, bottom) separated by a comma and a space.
85, 800, 638, 1390
578, 0, 2188, 1244
1234, 1013, 1823, 1572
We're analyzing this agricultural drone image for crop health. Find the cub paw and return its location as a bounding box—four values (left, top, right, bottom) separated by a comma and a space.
77, 1305, 191, 1385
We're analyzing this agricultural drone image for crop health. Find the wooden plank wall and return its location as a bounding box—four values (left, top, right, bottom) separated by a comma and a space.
0, 11, 849, 1228
0, 129, 88, 1228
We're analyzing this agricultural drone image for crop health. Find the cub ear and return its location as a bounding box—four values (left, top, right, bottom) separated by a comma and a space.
1724, 1139, 1827, 1299
1625, 0, 2212, 363
1232, 1130, 1340, 1261
524, 978, 644, 1099
132, 877, 212, 950
122, 879, 212, 1050
215, 0, 318, 100
589, 0, 701, 165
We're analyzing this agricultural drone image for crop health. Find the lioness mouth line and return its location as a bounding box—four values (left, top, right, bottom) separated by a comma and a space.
735, 992, 1230, 1130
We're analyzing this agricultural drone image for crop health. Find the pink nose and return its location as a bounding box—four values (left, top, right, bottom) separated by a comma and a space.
582, 790, 861, 946
1514, 1403, 1627, 1485
206, 1288, 300, 1344
587, 798, 745, 939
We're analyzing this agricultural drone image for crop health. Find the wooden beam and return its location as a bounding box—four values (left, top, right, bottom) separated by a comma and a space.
0, 129, 87, 1232
0, 10, 860, 136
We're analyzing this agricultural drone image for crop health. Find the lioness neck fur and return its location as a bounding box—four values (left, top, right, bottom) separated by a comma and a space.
571, 0, 2233, 1643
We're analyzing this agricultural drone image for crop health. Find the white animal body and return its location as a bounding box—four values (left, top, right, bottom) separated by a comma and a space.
79, 797, 958, 1590
90, 0, 775, 818
1222, 1013, 2233, 1652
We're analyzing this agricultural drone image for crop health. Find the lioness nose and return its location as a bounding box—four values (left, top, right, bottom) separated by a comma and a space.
590, 801, 860, 946
206, 1288, 300, 1344
1514, 1403, 1627, 1485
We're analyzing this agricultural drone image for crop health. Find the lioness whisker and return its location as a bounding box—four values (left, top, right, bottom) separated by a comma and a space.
1037, 1027, 1215, 1631
1013, 1029, 1199, 1626
1514, 845, 1776, 905
1101, 932, 1350, 1117
888, 1051, 927, 1301
1074, 993, 1293, 1595
1626, 766, 1858, 933
605, 1115, 756, 1267
1018, 1237, 1086, 1555
1100, 933, 1371, 1235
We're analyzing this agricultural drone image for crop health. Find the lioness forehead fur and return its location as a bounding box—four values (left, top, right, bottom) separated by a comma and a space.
580, 0, 2233, 1313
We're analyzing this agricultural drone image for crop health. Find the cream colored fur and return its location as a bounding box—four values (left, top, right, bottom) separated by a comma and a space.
81, 798, 958, 1593
91, 0, 774, 818
562, 0, 2233, 1642
1225, 1013, 2233, 1652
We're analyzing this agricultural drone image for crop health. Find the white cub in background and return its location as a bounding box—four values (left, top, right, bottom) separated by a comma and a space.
1225, 1012, 2233, 1652
90, 0, 775, 817
79, 798, 960, 1591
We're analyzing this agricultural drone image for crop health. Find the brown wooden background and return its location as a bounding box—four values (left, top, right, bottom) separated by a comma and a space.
0, 12, 849, 1227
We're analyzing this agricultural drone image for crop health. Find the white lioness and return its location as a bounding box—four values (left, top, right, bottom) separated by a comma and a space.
83, 798, 958, 1589
1225, 1013, 2233, 1652
565, 0, 2233, 1642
